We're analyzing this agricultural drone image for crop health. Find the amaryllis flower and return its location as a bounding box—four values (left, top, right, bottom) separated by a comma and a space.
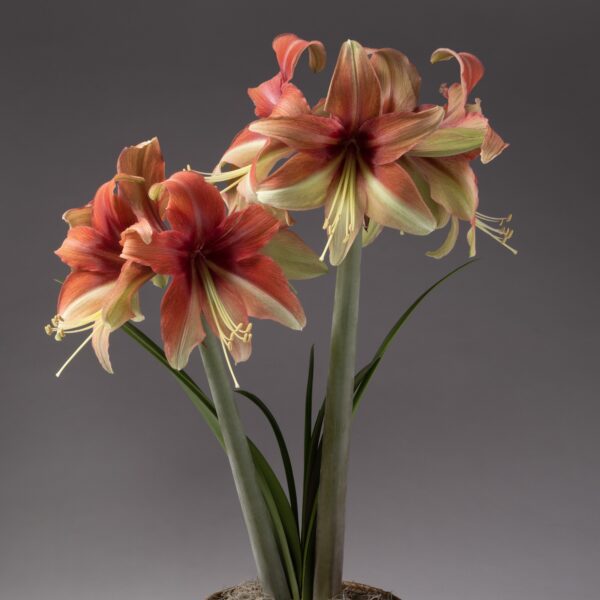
208, 34, 326, 216
46, 139, 165, 375
249, 39, 445, 265
401, 49, 514, 257
121, 170, 317, 383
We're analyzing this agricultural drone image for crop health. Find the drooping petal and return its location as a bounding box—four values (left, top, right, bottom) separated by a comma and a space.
217, 255, 306, 331
102, 260, 153, 330
92, 321, 113, 374
361, 161, 436, 235
261, 229, 328, 280
257, 151, 343, 210
151, 171, 226, 244
219, 126, 268, 168
270, 83, 311, 117
431, 48, 484, 98
325, 40, 381, 132
63, 204, 92, 228
250, 114, 344, 151
361, 106, 444, 164
55, 225, 122, 273
408, 111, 488, 158
121, 227, 189, 276
369, 48, 421, 113
481, 126, 509, 163
210, 204, 280, 260
273, 33, 326, 81
57, 271, 116, 326
426, 215, 460, 259
400, 158, 450, 229
160, 272, 206, 370
406, 156, 478, 221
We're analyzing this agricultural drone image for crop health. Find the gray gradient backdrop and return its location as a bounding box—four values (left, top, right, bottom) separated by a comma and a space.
1, 1, 598, 599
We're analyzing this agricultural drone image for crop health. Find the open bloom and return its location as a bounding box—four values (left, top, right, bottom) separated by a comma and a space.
121, 170, 316, 383
401, 49, 514, 257
249, 39, 446, 265
46, 139, 165, 374
208, 34, 326, 217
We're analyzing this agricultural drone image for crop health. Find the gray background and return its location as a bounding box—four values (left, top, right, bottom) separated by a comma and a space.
1, 1, 598, 598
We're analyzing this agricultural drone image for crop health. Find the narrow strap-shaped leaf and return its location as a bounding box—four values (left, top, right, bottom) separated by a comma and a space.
352, 357, 381, 415
303, 346, 315, 497
251, 443, 303, 590
301, 503, 318, 600
301, 403, 324, 546
355, 260, 475, 384
237, 389, 299, 527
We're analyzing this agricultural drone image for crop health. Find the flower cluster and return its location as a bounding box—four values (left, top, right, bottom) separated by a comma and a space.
47, 34, 513, 376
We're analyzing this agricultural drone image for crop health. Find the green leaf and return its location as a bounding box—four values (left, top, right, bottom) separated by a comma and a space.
301, 503, 318, 600
237, 389, 299, 527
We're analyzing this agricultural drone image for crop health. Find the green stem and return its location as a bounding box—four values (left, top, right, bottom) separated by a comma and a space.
199, 327, 290, 599
313, 236, 362, 600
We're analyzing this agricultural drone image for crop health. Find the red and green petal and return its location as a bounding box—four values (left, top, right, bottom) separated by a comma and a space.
273, 33, 326, 82
406, 156, 479, 221
210, 204, 280, 260
250, 114, 344, 151
325, 40, 382, 132
63, 204, 92, 228
361, 161, 436, 235
121, 227, 190, 276
361, 106, 444, 164
218, 255, 306, 332
57, 270, 116, 327
369, 48, 421, 113
160, 272, 206, 370
101, 260, 154, 330
261, 229, 328, 280
152, 172, 226, 244
56, 225, 122, 273
257, 151, 343, 210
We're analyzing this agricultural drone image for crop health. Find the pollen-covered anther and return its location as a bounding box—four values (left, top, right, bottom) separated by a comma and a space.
45, 315, 66, 341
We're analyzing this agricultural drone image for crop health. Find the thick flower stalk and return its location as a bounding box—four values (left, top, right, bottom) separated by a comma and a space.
250, 40, 445, 265
46, 138, 165, 374
120, 169, 320, 383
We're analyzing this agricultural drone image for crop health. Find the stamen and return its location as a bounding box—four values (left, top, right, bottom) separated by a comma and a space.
200, 266, 252, 388
55, 332, 94, 378
475, 213, 518, 255
320, 153, 357, 260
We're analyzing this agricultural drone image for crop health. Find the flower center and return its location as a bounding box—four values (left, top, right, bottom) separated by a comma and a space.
199, 264, 252, 388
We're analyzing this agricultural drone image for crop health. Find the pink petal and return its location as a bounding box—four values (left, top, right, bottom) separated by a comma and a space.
121, 228, 189, 276
481, 126, 509, 163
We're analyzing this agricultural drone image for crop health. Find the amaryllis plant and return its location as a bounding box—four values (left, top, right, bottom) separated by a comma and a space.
46, 33, 514, 600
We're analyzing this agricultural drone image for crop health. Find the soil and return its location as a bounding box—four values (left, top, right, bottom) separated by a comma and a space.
206, 580, 401, 600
